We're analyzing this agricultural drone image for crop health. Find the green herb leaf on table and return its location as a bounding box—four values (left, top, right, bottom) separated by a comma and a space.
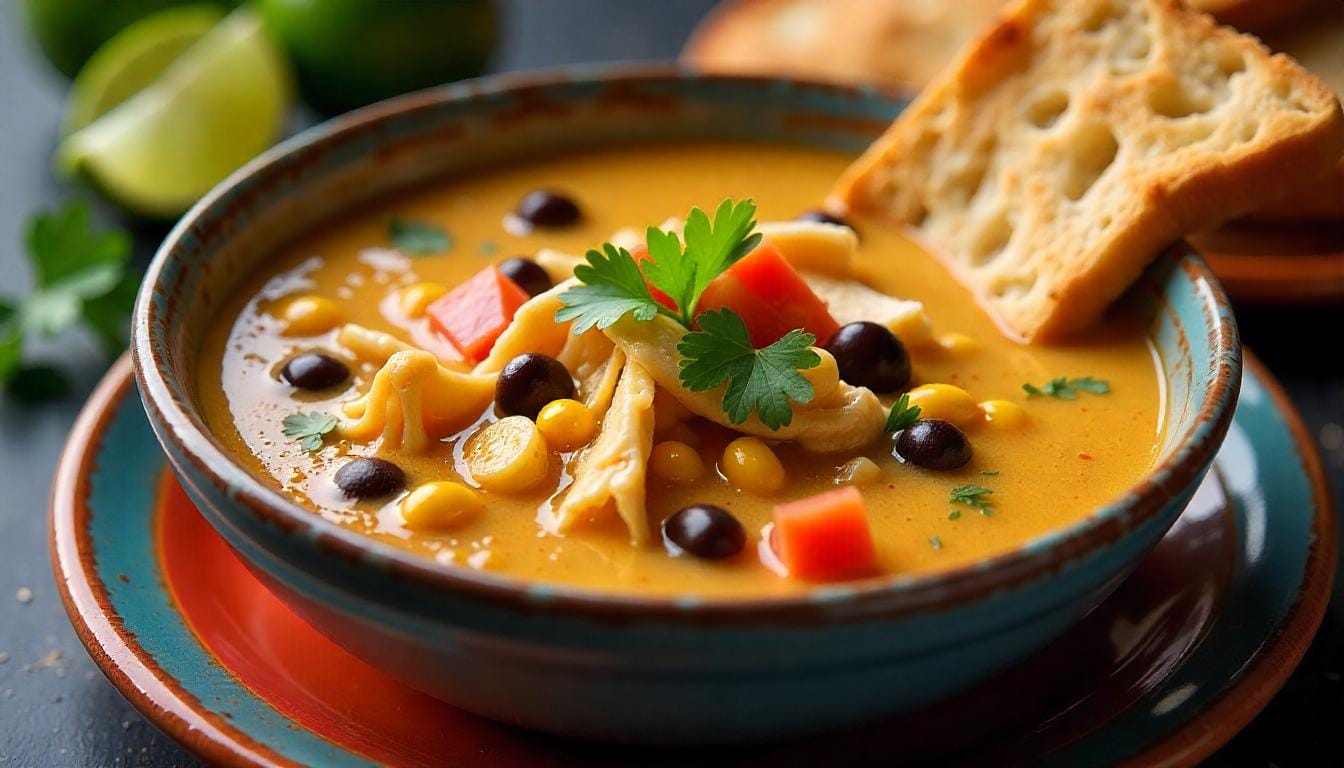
0, 202, 137, 398
555, 243, 671, 334
389, 217, 452, 255
282, 412, 337, 452
677, 308, 819, 429
1022, 376, 1111, 399
884, 393, 922, 433
950, 484, 994, 516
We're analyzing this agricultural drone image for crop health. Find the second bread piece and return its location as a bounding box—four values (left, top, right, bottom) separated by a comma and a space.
831, 0, 1343, 340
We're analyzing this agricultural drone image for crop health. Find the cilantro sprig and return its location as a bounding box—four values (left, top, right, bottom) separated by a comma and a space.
554, 242, 673, 333
282, 412, 337, 452
389, 217, 451, 255
1023, 376, 1110, 399
884, 393, 922, 432
950, 484, 994, 516
557, 198, 818, 430
678, 309, 819, 428
0, 201, 138, 399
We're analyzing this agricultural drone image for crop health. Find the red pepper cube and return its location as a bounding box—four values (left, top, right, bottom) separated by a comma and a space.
700, 241, 841, 346
771, 486, 877, 581
426, 266, 531, 362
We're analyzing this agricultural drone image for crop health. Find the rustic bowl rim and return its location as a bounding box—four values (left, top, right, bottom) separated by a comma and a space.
131, 64, 1242, 625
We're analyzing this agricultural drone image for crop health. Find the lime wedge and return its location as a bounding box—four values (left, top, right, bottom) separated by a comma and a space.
63, 4, 226, 136
57, 9, 291, 219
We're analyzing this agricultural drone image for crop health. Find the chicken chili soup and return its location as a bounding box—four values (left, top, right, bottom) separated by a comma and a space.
198, 141, 1162, 597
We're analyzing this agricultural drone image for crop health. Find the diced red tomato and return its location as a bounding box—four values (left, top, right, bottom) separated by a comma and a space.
700, 241, 840, 346
771, 487, 877, 581
630, 244, 677, 311
426, 266, 530, 362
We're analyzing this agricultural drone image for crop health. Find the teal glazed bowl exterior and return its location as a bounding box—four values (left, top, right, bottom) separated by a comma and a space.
131, 67, 1242, 744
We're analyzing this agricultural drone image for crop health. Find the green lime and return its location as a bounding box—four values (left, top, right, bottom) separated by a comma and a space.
63, 4, 226, 136
259, 0, 496, 114
20, 0, 233, 79
57, 9, 291, 219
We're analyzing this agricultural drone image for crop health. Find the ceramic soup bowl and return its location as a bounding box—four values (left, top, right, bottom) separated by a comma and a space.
132, 68, 1241, 744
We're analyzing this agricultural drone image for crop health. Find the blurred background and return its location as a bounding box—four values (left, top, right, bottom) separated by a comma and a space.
0, 1, 1339, 765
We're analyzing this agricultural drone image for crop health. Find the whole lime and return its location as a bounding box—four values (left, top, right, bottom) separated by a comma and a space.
259, 0, 496, 114
20, 0, 234, 78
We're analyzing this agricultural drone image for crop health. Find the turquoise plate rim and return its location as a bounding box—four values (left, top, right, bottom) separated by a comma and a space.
49, 352, 1335, 767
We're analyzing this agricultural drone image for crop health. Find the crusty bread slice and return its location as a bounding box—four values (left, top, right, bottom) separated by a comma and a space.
830, 0, 1343, 340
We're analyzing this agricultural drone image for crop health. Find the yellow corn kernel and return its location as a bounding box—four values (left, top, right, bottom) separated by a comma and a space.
836, 456, 883, 486
906, 383, 980, 428
800, 347, 840, 401
939, 332, 981, 355
980, 399, 1029, 430
401, 482, 484, 531
651, 440, 705, 483
464, 416, 550, 493
721, 437, 786, 495
398, 282, 448, 318
277, 296, 344, 337
536, 399, 598, 451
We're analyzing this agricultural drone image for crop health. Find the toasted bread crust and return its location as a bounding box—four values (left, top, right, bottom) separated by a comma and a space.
831, 0, 1343, 340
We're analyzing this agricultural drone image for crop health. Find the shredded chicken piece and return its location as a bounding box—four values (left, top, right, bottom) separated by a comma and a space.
552, 359, 656, 543
602, 314, 886, 452
339, 350, 495, 452
559, 329, 626, 419
473, 279, 576, 374
804, 271, 933, 346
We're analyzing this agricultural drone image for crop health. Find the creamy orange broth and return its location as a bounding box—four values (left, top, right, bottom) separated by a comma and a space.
198, 141, 1162, 597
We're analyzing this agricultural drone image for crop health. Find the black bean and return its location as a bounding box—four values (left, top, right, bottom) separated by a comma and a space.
280, 352, 350, 391
663, 505, 746, 560
515, 190, 581, 228
495, 353, 575, 419
797, 209, 856, 233
498, 257, 553, 297
334, 457, 406, 499
893, 419, 973, 471
824, 321, 911, 393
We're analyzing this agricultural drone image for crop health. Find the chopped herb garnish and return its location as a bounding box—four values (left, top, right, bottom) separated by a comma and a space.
558, 198, 820, 430
1022, 376, 1111, 400
884, 393, 922, 433
678, 308, 819, 429
950, 484, 994, 516
554, 242, 672, 333
980, 470, 1000, 476
948, 509, 962, 520
389, 217, 451, 255
930, 536, 943, 550
1, 201, 137, 398
478, 240, 498, 256
282, 412, 337, 452
641, 199, 761, 328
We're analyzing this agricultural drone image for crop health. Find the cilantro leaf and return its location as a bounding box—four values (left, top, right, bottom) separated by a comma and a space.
950, 484, 994, 516
1023, 376, 1111, 399
282, 412, 337, 452
678, 307, 819, 429
0, 201, 137, 397
389, 217, 451, 255
884, 393, 922, 432
641, 198, 761, 327
556, 243, 670, 333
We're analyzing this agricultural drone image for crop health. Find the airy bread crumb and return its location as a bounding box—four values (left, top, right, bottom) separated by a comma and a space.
831, 0, 1343, 340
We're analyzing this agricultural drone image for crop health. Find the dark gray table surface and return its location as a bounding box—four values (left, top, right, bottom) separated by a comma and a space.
1, 2, 1340, 766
